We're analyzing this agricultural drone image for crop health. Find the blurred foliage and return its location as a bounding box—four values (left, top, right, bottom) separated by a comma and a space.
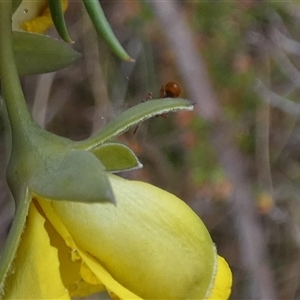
9, 0, 300, 299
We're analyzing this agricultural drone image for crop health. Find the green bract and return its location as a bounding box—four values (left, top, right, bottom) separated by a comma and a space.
92, 142, 142, 172
79, 98, 193, 149
5, 94, 192, 206
13, 31, 81, 75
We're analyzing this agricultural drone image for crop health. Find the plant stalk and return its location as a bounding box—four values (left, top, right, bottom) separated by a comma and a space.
0, 0, 36, 139
0, 0, 33, 294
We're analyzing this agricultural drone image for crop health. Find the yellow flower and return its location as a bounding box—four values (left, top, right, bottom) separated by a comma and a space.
3, 174, 232, 299
12, 0, 68, 33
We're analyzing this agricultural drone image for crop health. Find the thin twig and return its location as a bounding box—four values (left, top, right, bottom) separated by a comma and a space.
32, 72, 56, 128
269, 37, 300, 90
256, 79, 300, 115
272, 28, 300, 56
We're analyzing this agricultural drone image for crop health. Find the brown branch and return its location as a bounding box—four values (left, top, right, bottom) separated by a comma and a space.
147, 1, 277, 299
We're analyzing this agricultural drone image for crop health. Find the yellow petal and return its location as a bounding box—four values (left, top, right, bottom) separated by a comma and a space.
3, 201, 70, 299
38, 174, 221, 299
3, 199, 106, 299
12, 0, 48, 31
12, 0, 68, 33
207, 256, 232, 300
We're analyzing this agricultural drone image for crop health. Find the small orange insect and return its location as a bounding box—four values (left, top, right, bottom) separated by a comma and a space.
133, 82, 182, 134
160, 81, 182, 98
159, 81, 182, 119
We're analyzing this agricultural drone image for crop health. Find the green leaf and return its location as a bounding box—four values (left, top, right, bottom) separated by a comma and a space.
48, 0, 73, 43
92, 142, 143, 173
77, 98, 193, 150
27, 150, 115, 204
13, 31, 81, 75
82, 0, 133, 61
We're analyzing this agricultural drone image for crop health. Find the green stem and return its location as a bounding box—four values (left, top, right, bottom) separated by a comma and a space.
0, 188, 31, 295
0, 0, 36, 139
0, 0, 34, 293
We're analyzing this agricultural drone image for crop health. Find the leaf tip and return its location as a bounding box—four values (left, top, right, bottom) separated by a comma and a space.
65, 37, 74, 44
126, 56, 135, 63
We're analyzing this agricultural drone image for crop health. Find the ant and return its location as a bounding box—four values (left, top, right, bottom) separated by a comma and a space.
133, 81, 182, 134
